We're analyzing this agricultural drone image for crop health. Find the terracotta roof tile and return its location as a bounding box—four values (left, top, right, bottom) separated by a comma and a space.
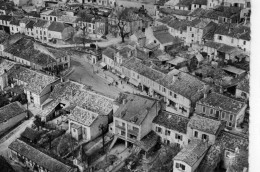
0, 102, 26, 124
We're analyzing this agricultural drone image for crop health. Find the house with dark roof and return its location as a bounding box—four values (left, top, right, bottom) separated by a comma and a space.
130, 30, 146, 47
174, 0, 193, 11
173, 139, 210, 172
33, 19, 51, 42
167, 19, 191, 41
48, 21, 74, 42
214, 23, 250, 53
153, 111, 190, 148
9, 17, 22, 35
0, 102, 27, 135
9, 139, 78, 172
195, 92, 247, 130
187, 114, 225, 145
111, 94, 160, 149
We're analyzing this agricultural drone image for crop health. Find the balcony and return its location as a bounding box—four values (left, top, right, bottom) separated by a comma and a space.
127, 128, 139, 136
115, 124, 126, 131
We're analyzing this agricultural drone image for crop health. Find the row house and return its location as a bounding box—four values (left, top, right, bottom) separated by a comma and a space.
186, 19, 218, 45
167, 19, 191, 42
222, 0, 249, 8
9, 66, 59, 107
33, 19, 51, 43
77, 13, 96, 34
191, 0, 208, 10
0, 15, 13, 32
110, 94, 160, 150
207, 0, 222, 9
214, 23, 250, 53
9, 17, 22, 35
157, 69, 209, 117
68, 106, 109, 141
174, 0, 193, 11
187, 114, 225, 145
157, 8, 190, 20
195, 92, 247, 130
153, 111, 190, 148
9, 139, 78, 172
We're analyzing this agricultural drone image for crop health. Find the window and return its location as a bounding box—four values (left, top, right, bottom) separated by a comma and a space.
176, 163, 186, 170
165, 129, 171, 136
180, 31, 183, 34
156, 126, 162, 133
194, 131, 198, 138
170, 91, 172, 96
121, 130, 125, 136
190, 27, 192, 31
229, 114, 233, 121
241, 92, 247, 98
202, 134, 208, 140
122, 122, 125, 127
50, 17, 52, 20
210, 109, 213, 114
222, 112, 226, 119
164, 139, 170, 145
163, 87, 166, 92
174, 94, 177, 98
202, 106, 206, 113
228, 122, 232, 127
216, 110, 220, 118
175, 133, 182, 141
192, 34, 194, 37
243, 41, 246, 45
218, 35, 222, 40
231, 38, 234, 43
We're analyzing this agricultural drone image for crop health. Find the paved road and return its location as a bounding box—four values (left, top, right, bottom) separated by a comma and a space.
65, 55, 121, 99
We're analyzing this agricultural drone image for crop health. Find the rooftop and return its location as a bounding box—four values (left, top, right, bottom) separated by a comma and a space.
198, 92, 246, 114
114, 94, 157, 125
33, 19, 51, 28
154, 31, 179, 44
21, 127, 41, 141
153, 111, 189, 134
158, 69, 206, 103
0, 30, 9, 44
102, 47, 116, 60
0, 102, 26, 124
0, 58, 16, 76
9, 139, 76, 172
188, 114, 223, 135
174, 139, 209, 167
68, 106, 99, 126
49, 81, 113, 115
167, 19, 191, 31
10, 66, 57, 95
48, 21, 71, 32
222, 65, 246, 75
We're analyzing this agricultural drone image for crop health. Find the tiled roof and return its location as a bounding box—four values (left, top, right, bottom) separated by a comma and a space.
218, 131, 248, 151
26, 20, 36, 29
102, 47, 116, 60
202, 22, 218, 41
0, 15, 13, 21
122, 57, 165, 81
188, 8, 207, 17
192, 0, 207, 5
174, 139, 209, 167
134, 131, 159, 151
152, 25, 168, 32
48, 10, 66, 16
158, 69, 206, 103
213, 6, 241, 18
0, 58, 16, 75
21, 127, 40, 141
68, 106, 98, 126
154, 31, 176, 44
9, 17, 21, 26
222, 65, 246, 75
10, 66, 57, 94
198, 92, 246, 114
237, 77, 249, 93
157, 16, 173, 24
176, 0, 193, 7
203, 41, 223, 49
159, 8, 190, 16
215, 23, 250, 41
49, 81, 113, 115
167, 19, 191, 31
0, 102, 26, 124
59, 15, 78, 23
133, 30, 146, 39
114, 94, 157, 125
33, 19, 50, 28
9, 139, 76, 172
48, 21, 71, 32
153, 111, 189, 134
4, 38, 57, 67
188, 114, 223, 135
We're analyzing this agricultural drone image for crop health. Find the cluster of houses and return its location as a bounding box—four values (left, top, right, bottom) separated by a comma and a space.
0, 0, 250, 172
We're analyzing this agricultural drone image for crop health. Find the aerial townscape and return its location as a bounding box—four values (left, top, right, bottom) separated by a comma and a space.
0, 0, 250, 171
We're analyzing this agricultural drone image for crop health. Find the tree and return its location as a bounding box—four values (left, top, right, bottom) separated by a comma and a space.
114, 8, 131, 43
33, 115, 44, 131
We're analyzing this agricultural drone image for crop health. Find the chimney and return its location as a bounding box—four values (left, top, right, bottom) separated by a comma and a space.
60, 77, 64, 82
203, 84, 209, 98
122, 99, 127, 104
235, 147, 240, 154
